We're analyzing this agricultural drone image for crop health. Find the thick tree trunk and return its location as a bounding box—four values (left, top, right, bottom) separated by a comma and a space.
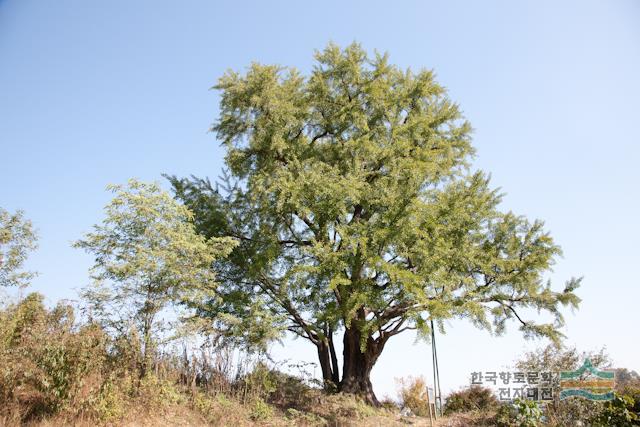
339, 326, 384, 406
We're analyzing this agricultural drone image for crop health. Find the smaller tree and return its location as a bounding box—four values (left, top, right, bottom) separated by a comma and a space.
75, 180, 236, 377
514, 345, 611, 425
0, 207, 38, 288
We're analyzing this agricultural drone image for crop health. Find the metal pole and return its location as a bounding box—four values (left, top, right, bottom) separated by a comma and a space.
431, 333, 438, 418
431, 319, 443, 417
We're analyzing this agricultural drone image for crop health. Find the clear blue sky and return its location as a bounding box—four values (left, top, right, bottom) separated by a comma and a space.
1, 0, 639, 398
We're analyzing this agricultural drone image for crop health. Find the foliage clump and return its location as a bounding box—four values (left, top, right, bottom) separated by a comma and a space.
590, 393, 639, 426
0, 207, 38, 288
0, 293, 108, 422
444, 385, 499, 415
396, 376, 434, 416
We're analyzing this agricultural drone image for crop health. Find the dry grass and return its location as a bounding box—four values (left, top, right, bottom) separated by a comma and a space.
0, 295, 446, 427
2, 385, 446, 427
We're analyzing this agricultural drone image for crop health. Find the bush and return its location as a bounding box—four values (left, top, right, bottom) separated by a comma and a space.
239, 362, 277, 402
0, 293, 187, 424
380, 397, 400, 411
396, 376, 434, 416
320, 393, 377, 421
250, 397, 273, 421
493, 402, 517, 426
89, 374, 129, 421
0, 293, 109, 422
591, 392, 639, 426
619, 386, 640, 418
261, 367, 315, 411
493, 398, 542, 427
137, 374, 185, 408
513, 398, 543, 426
617, 370, 640, 419
444, 385, 499, 415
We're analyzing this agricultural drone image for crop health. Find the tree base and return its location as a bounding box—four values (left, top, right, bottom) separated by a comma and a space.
340, 376, 380, 407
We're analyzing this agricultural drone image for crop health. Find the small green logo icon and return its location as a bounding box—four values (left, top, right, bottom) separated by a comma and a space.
560, 359, 615, 401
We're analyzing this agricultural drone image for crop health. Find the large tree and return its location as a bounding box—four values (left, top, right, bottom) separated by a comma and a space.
75, 180, 236, 377
169, 43, 580, 405
0, 207, 37, 288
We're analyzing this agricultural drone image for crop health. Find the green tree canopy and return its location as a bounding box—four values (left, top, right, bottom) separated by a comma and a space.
170, 43, 580, 404
0, 207, 38, 288
75, 179, 236, 377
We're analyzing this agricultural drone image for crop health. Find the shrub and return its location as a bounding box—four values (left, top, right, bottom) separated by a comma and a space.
444, 385, 499, 415
0, 293, 109, 422
250, 397, 273, 421
0, 293, 187, 424
319, 393, 377, 421
619, 386, 640, 418
240, 362, 277, 402
263, 367, 315, 411
137, 374, 185, 408
89, 374, 129, 421
513, 398, 543, 426
591, 392, 639, 426
493, 402, 517, 426
493, 398, 543, 427
617, 370, 640, 419
380, 397, 400, 411
396, 376, 433, 416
